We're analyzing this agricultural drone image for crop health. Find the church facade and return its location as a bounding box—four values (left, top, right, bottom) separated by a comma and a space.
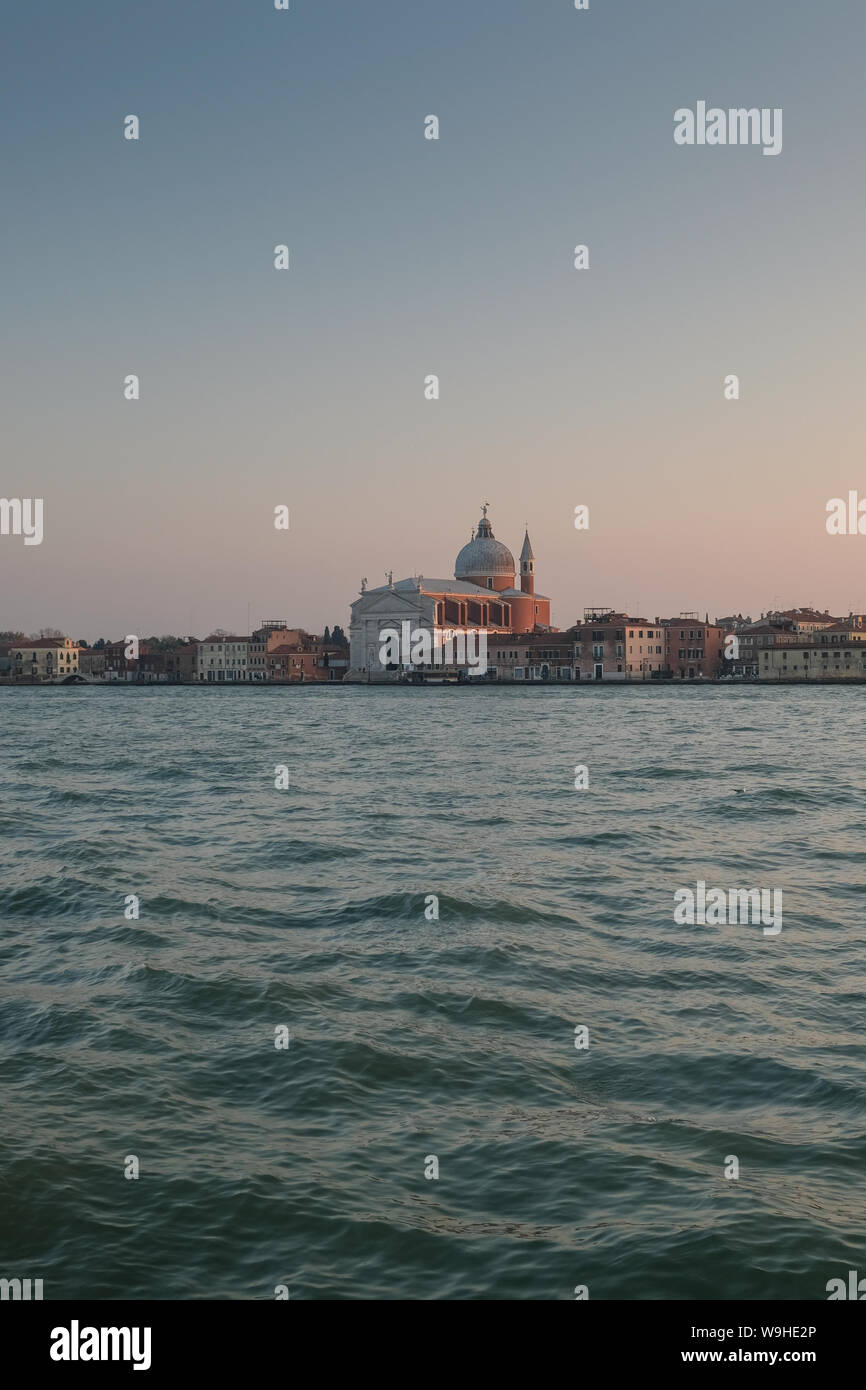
346, 505, 552, 681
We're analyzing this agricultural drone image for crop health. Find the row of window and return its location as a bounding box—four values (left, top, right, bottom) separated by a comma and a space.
495, 646, 635, 661
495, 644, 634, 660
749, 636, 862, 648
489, 665, 627, 679
764, 650, 860, 660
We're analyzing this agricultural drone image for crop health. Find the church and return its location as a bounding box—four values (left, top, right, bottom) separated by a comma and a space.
346, 505, 552, 680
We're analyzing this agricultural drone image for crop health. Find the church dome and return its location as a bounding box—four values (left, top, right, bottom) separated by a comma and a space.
455, 506, 515, 580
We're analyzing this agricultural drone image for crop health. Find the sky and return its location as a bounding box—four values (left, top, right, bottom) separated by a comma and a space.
2, 0, 865, 639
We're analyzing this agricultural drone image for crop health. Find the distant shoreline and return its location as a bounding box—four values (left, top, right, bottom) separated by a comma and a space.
4, 680, 866, 691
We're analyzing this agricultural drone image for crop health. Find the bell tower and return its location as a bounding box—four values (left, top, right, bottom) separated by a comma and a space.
519, 526, 535, 597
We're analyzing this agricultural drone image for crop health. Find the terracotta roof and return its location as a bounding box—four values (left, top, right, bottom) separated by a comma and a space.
8, 637, 75, 648
768, 609, 835, 622
741, 624, 792, 636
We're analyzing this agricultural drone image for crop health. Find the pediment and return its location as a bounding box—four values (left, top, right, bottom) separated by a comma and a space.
352, 588, 428, 618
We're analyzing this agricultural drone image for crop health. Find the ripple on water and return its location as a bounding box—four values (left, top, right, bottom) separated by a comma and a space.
1, 685, 865, 1298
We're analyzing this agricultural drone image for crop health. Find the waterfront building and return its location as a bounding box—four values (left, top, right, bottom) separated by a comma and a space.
248, 635, 268, 681
571, 610, 628, 681
346, 505, 552, 681
139, 644, 197, 683
246, 623, 309, 681
266, 638, 346, 682
193, 627, 345, 683
104, 639, 147, 681
0, 637, 80, 682
567, 612, 665, 681
195, 636, 250, 682
487, 613, 719, 681
624, 620, 667, 679
736, 621, 801, 678
756, 621, 866, 679
77, 647, 106, 680
486, 631, 575, 681
487, 612, 652, 681
763, 607, 837, 633
660, 614, 724, 680
735, 609, 840, 676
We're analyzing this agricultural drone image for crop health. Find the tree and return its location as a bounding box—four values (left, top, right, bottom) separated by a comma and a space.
323, 626, 331, 642
331, 625, 348, 647
39, 627, 64, 638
